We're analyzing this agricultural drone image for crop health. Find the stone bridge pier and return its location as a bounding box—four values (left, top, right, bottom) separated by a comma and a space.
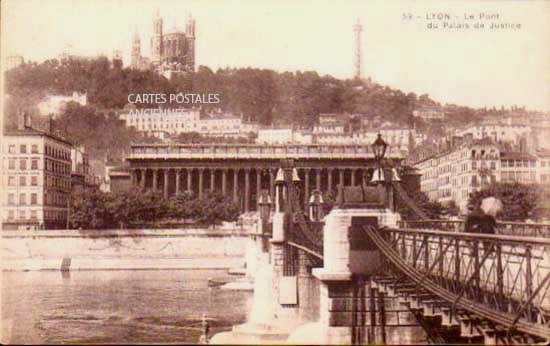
300, 188, 426, 345
212, 179, 426, 344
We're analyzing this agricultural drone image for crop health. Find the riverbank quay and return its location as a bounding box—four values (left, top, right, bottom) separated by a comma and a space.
1, 228, 248, 271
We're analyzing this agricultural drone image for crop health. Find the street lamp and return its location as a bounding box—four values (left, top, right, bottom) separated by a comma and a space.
371, 134, 387, 184
257, 190, 273, 252
274, 165, 300, 213
372, 133, 388, 162
258, 191, 272, 222
308, 190, 325, 222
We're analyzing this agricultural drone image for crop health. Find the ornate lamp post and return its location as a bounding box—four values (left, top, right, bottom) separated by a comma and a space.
257, 190, 272, 252
308, 190, 325, 222
371, 133, 388, 184
369, 133, 400, 211
258, 191, 273, 222
273, 159, 300, 242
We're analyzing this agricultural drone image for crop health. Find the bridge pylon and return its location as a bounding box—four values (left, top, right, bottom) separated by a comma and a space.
307, 185, 427, 344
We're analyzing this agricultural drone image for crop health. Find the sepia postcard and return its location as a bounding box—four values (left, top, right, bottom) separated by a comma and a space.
1, 0, 549, 344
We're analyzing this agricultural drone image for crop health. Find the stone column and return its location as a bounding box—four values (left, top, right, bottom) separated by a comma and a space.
175, 169, 180, 195
327, 168, 333, 192
163, 169, 169, 198
187, 168, 192, 193
198, 168, 204, 198
256, 169, 262, 209
351, 168, 356, 187
210, 168, 215, 192
304, 168, 310, 209
269, 169, 275, 199
140, 169, 146, 190
152, 169, 158, 191
244, 168, 250, 212
233, 168, 239, 203
316, 168, 321, 191
222, 169, 227, 195
339, 169, 344, 187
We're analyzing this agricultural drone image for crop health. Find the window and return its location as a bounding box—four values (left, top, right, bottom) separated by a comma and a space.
31, 193, 37, 205
8, 160, 15, 169
8, 210, 14, 220
530, 160, 536, 167
30, 210, 37, 219
31, 176, 38, 186
8, 176, 15, 186
8, 193, 14, 205
31, 160, 38, 170
19, 176, 26, 186
472, 161, 477, 169
8, 145, 15, 153
490, 161, 496, 170
20, 159, 26, 170
19, 193, 25, 205
20, 145, 26, 154
18, 210, 25, 220
32, 144, 38, 153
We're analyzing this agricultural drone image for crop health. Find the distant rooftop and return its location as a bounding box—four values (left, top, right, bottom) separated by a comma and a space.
4, 127, 72, 146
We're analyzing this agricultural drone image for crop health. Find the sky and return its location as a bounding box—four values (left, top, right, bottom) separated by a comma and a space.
2, 0, 549, 111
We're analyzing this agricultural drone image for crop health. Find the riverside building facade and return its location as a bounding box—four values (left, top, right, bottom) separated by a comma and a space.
412, 137, 550, 212
2, 116, 72, 230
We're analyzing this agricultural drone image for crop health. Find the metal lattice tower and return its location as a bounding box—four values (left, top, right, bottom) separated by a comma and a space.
353, 18, 363, 79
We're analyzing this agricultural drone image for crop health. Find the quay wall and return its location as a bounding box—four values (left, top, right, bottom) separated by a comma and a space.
1, 228, 249, 271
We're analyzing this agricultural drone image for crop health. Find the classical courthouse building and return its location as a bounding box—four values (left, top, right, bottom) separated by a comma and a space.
2, 114, 72, 230
123, 143, 411, 213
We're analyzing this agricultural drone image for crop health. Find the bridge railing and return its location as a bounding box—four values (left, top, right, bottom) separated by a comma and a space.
375, 226, 550, 338
398, 219, 550, 238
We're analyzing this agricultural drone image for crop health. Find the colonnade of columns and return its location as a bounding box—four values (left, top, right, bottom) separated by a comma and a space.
130, 166, 374, 213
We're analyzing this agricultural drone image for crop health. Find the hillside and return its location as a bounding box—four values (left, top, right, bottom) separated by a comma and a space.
5, 57, 478, 129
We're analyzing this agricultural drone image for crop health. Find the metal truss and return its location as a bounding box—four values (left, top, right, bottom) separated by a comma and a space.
365, 225, 550, 342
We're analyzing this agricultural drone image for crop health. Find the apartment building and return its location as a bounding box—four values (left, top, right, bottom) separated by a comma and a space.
2, 119, 72, 230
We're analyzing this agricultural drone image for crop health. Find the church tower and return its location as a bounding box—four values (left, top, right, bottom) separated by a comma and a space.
151, 9, 163, 66
186, 14, 196, 72
131, 31, 141, 69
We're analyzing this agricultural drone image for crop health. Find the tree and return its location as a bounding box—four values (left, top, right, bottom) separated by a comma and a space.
469, 182, 540, 222
68, 189, 240, 229
396, 189, 445, 220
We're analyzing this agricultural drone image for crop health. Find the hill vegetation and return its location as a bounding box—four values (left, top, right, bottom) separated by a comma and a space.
5, 57, 484, 130
4, 57, 535, 170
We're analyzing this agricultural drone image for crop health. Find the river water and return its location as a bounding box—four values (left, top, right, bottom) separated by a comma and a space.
1, 269, 252, 344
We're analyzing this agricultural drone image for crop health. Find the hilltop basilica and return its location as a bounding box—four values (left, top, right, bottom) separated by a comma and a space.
131, 11, 196, 78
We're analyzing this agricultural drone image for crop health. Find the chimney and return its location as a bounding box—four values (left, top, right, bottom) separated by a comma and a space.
24, 112, 32, 128
49, 115, 54, 134
17, 110, 25, 130
519, 137, 527, 153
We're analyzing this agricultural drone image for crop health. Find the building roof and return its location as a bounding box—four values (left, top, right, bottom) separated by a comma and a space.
109, 166, 131, 176
500, 151, 537, 160
536, 149, 550, 158
4, 128, 73, 146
